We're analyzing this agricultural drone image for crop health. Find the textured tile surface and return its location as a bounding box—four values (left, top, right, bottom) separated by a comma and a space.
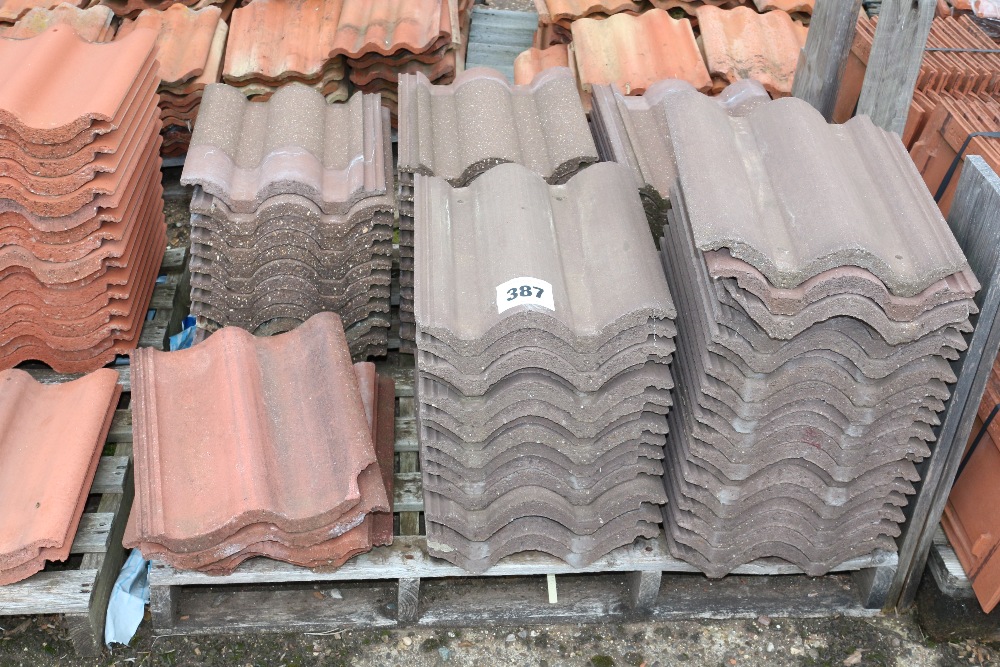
125, 312, 388, 556
0, 3, 114, 41
0, 368, 120, 584
513, 43, 568, 85
117, 4, 222, 85
696, 5, 807, 97
398, 67, 597, 186
570, 10, 711, 94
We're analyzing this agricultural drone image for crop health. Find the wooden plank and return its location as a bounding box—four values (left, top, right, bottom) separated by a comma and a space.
26, 365, 131, 391
0, 570, 97, 616
92, 455, 128, 493
394, 472, 423, 512
791, 0, 864, 120
150, 534, 895, 587
929, 527, 976, 598
395, 415, 417, 452
107, 410, 132, 444
856, 0, 935, 134
69, 513, 114, 555
889, 157, 1000, 609
397, 578, 421, 622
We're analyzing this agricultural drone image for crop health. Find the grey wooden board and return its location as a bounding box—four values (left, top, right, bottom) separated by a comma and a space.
889, 157, 1000, 609
69, 513, 114, 554
856, 0, 935, 134
149, 535, 896, 588
464, 6, 537, 82
92, 455, 129, 493
152, 570, 878, 637
0, 570, 97, 615
929, 527, 976, 599
791, 0, 864, 120
162, 156, 185, 169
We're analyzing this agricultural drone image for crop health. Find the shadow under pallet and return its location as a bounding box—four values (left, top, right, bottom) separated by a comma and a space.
147, 352, 899, 637
0, 247, 190, 657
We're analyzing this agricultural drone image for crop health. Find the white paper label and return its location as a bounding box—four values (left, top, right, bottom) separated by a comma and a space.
496, 277, 555, 313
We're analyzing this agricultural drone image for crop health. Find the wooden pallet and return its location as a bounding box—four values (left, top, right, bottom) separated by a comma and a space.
147, 352, 898, 637
0, 247, 189, 656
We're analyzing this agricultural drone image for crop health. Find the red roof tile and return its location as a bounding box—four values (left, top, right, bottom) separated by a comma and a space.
0, 25, 157, 143
0, 368, 120, 584
0, 0, 82, 23
696, 5, 807, 97
117, 4, 222, 85
124, 312, 389, 555
570, 9, 711, 94
514, 44, 569, 85
0, 3, 114, 41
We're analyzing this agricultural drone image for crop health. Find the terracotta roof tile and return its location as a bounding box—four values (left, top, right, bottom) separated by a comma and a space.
124, 312, 389, 562
181, 83, 389, 214
0, 3, 114, 41
695, 5, 807, 97
330, 0, 452, 57
752, 0, 813, 12
0, 0, 81, 23
0, 25, 157, 143
534, 0, 644, 24
117, 4, 222, 85
0, 369, 120, 584
570, 9, 711, 94
513, 43, 569, 85
98, 0, 218, 19
348, 48, 456, 86
397, 67, 597, 186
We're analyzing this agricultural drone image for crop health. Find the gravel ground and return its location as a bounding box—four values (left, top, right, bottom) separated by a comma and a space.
0, 611, 997, 666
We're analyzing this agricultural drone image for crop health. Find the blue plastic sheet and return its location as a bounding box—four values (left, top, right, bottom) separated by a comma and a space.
104, 549, 150, 646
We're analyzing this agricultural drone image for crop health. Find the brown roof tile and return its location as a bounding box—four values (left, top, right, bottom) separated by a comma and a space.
117, 4, 222, 85
0, 3, 114, 41
695, 5, 807, 97
752, 0, 813, 12
0, 368, 120, 584
570, 9, 711, 94
513, 43, 569, 85
534, 0, 644, 25
330, 0, 452, 57
124, 312, 388, 555
181, 83, 389, 214
0, 25, 157, 144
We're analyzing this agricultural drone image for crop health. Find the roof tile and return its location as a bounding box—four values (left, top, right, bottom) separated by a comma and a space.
695, 5, 807, 97
117, 4, 222, 85
0, 0, 82, 23
570, 9, 711, 94
0, 368, 120, 584
513, 43, 569, 85
0, 3, 114, 41
124, 312, 389, 559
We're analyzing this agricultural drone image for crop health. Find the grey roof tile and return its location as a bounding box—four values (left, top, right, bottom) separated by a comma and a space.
398, 67, 597, 185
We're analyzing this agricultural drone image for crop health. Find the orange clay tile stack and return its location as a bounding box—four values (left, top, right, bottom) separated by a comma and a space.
96, 0, 230, 20
0, 369, 120, 585
0, 3, 115, 40
117, 3, 227, 157
0, 0, 82, 23
0, 26, 166, 372
835, 13, 1000, 217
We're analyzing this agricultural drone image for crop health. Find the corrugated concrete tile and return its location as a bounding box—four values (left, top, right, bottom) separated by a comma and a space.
125, 312, 388, 555
0, 25, 157, 144
117, 4, 222, 85
513, 43, 568, 85
662, 88, 970, 297
570, 10, 711, 94
0, 368, 119, 584
181, 84, 388, 214
696, 5, 807, 97
398, 67, 597, 187
0, 3, 114, 41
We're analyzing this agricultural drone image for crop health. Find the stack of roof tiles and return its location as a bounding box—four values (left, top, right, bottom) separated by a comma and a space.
517, 6, 806, 100
180, 83, 395, 359
223, 0, 457, 121
117, 4, 228, 157
397, 66, 599, 353
831, 14, 1000, 217
0, 3, 115, 40
595, 81, 978, 575
415, 161, 676, 572
0, 368, 120, 585
0, 26, 166, 372
124, 313, 395, 574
